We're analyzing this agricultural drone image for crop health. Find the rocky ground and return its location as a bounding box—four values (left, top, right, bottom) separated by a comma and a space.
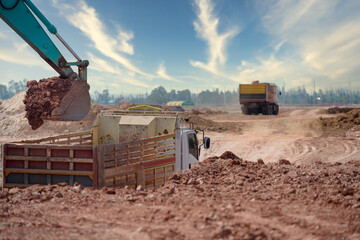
0, 152, 359, 240
1, 93, 360, 239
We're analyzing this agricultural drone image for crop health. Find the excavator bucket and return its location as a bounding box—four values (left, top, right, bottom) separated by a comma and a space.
50, 79, 90, 121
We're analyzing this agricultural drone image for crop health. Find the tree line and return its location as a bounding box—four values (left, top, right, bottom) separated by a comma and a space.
279, 86, 360, 105
95, 86, 360, 105
93, 86, 240, 105
1, 80, 360, 105
0, 79, 27, 99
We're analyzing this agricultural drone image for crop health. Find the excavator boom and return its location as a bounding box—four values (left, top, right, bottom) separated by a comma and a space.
0, 0, 90, 121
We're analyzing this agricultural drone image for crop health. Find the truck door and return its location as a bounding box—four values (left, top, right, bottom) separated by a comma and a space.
184, 132, 199, 169
175, 129, 200, 170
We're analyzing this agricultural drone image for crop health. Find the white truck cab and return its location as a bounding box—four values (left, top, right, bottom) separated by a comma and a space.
176, 127, 210, 171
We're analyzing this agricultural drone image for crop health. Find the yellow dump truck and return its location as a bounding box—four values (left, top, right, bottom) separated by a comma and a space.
239, 81, 280, 115
1, 107, 210, 189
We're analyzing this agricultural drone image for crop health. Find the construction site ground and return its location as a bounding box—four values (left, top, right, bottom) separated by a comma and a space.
1, 96, 360, 239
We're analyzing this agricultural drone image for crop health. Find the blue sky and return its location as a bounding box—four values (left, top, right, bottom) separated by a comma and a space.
0, 0, 360, 95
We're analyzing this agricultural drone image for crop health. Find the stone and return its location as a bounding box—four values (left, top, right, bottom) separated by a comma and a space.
257, 158, 265, 164
187, 178, 196, 185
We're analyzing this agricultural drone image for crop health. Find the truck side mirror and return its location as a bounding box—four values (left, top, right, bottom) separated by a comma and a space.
204, 137, 210, 149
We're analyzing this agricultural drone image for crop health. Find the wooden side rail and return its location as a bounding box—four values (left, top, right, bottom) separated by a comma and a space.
3, 143, 96, 187
97, 133, 176, 189
18, 131, 92, 145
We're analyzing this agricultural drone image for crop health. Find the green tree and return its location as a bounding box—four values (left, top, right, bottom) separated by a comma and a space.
147, 86, 169, 104
176, 89, 191, 102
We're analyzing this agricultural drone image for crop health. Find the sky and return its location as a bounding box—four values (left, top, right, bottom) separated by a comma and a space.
0, 0, 360, 95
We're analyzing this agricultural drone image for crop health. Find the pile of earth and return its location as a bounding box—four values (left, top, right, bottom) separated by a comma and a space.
24, 77, 75, 130
184, 113, 243, 132
191, 108, 228, 115
320, 109, 360, 136
327, 107, 358, 114
1, 151, 359, 239
0, 91, 131, 141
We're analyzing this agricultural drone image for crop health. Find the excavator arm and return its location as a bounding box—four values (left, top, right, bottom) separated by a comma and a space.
0, 0, 90, 121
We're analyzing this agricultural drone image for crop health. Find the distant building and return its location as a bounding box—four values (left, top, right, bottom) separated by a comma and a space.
166, 101, 194, 106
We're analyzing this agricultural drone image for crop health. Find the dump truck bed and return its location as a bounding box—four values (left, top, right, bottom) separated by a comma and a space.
239, 83, 278, 104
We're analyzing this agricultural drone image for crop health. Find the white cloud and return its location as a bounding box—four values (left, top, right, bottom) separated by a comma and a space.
0, 42, 48, 67
87, 52, 122, 75
231, 0, 360, 89
49, 0, 160, 90
156, 62, 181, 83
257, 0, 360, 84
116, 30, 134, 55
52, 0, 145, 76
300, 20, 360, 78
190, 0, 239, 75
232, 55, 313, 87
87, 53, 150, 88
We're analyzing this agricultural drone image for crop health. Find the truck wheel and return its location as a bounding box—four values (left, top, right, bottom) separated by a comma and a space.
241, 106, 250, 115
268, 104, 273, 115
262, 105, 269, 115
273, 105, 279, 115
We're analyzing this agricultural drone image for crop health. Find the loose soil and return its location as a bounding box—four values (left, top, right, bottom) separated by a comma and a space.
184, 113, 243, 133
1, 100, 360, 239
320, 109, 360, 136
0, 93, 132, 142
0, 152, 359, 239
327, 107, 358, 114
24, 77, 75, 130
201, 106, 360, 165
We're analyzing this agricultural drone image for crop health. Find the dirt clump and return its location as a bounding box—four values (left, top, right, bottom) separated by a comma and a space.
320, 109, 360, 135
257, 158, 265, 164
191, 108, 228, 115
23, 77, 75, 130
219, 151, 241, 160
327, 107, 357, 114
1, 153, 359, 239
278, 159, 291, 165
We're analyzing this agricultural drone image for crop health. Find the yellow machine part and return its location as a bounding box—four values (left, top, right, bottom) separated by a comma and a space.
240, 84, 266, 94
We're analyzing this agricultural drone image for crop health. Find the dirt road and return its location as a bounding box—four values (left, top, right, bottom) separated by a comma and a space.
200, 107, 360, 164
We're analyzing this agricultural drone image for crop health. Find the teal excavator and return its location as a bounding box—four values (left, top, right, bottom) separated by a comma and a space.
0, 0, 90, 121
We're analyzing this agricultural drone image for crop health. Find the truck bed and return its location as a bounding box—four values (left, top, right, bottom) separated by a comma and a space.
2, 131, 176, 189
239, 84, 267, 103
239, 83, 278, 104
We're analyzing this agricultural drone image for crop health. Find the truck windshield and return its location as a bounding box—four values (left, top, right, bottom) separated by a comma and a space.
188, 133, 199, 159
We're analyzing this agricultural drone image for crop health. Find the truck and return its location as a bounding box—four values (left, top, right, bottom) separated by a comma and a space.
1, 107, 211, 189
239, 81, 280, 115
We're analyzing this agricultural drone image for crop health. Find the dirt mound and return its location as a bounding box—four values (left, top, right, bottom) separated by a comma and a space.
320, 109, 360, 136
327, 107, 357, 114
185, 113, 243, 132
0, 92, 99, 141
1, 153, 359, 239
24, 77, 75, 130
191, 108, 228, 115
0, 92, 137, 142
219, 151, 241, 160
